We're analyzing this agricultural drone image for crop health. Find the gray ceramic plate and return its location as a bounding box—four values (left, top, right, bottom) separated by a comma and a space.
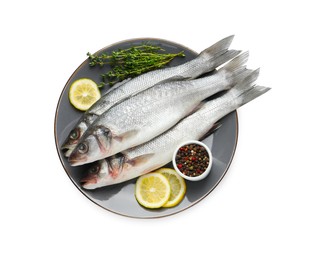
54, 38, 238, 218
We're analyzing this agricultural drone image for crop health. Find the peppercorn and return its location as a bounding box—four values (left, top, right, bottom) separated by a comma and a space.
175, 143, 209, 177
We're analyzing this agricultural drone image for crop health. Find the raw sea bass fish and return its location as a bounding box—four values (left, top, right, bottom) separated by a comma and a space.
62, 35, 240, 157
69, 52, 250, 166
82, 71, 270, 189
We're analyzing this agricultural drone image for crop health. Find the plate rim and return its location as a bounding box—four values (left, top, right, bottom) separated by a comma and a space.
54, 37, 239, 219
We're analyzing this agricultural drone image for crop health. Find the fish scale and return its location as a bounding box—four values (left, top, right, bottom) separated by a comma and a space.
61, 35, 239, 157
69, 52, 250, 166
81, 70, 270, 189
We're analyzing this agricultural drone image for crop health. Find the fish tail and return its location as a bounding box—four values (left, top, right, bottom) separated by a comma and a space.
236, 84, 271, 108
229, 69, 270, 107
230, 68, 259, 95
198, 35, 241, 70
219, 51, 254, 88
212, 49, 242, 69
199, 35, 234, 58
222, 51, 249, 72
202, 70, 270, 123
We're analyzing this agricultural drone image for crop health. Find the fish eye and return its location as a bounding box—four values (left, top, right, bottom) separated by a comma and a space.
78, 142, 88, 154
89, 165, 100, 174
69, 129, 80, 140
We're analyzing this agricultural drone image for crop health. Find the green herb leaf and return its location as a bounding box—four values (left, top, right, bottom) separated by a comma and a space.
87, 43, 185, 86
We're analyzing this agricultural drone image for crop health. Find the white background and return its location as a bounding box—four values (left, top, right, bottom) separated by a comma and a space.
1, 0, 314, 259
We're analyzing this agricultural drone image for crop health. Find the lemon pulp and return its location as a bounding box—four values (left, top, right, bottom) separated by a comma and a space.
135, 173, 171, 209
68, 78, 101, 111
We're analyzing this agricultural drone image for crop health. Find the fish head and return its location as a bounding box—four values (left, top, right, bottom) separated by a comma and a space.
68, 125, 112, 166
61, 124, 86, 157
81, 155, 124, 189
61, 114, 97, 157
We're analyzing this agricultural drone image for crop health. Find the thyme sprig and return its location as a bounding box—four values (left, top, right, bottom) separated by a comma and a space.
87, 43, 185, 87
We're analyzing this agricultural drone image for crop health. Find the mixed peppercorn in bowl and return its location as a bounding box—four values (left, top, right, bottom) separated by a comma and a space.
172, 140, 213, 181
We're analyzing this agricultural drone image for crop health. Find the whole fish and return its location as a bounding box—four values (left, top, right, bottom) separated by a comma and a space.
61, 35, 239, 157
81, 70, 270, 189
68, 52, 250, 166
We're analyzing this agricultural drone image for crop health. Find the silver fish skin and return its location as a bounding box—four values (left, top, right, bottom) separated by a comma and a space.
61, 35, 240, 157
69, 52, 250, 166
81, 70, 270, 189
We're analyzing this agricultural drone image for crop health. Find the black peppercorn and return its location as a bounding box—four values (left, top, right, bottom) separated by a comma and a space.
176, 143, 209, 177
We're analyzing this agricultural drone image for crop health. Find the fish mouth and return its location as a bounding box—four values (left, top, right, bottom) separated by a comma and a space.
61, 144, 75, 157
60, 132, 81, 157
81, 174, 98, 189
68, 154, 88, 166
61, 135, 80, 157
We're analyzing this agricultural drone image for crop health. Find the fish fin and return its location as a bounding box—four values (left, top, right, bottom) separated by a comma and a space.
198, 35, 241, 70
236, 85, 271, 107
199, 35, 234, 59
159, 74, 193, 83
113, 130, 138, 142
126, 154, 155, 166
221, 51, 249, 71
219, 51, 256, 88
223, 70, 270, 108
200, 122, 222, 140
103, 78, 132, 95
210, 49, 241, 70
228, 69, 260, 98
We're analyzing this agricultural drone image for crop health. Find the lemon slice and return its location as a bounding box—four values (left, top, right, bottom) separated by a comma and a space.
135, 172, 171, 209
68, 78, 101, 111
156, 168, 186, 208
